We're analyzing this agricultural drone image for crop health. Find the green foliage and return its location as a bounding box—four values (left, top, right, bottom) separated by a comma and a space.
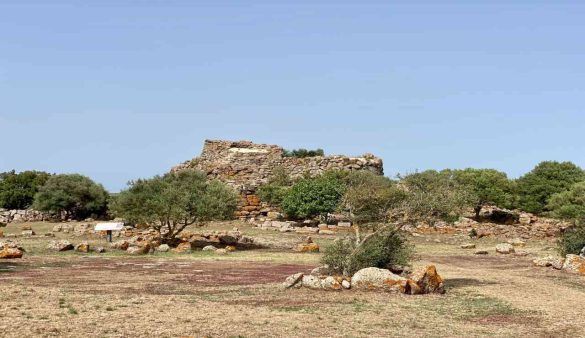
322, 227, 413, 275
516, 161, 585, 214
281, 171, 346, 219
548, 181, 585, 223
33, 174, 108, 220
0, 170, 51, 209
257, 167, 292, 206
558, 225, 585, 256
453, 168, 513, 218
400, 170, 473, 223
111, 169, 237, 242
282, 148, 324, 158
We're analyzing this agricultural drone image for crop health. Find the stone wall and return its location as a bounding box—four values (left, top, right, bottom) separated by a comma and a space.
0, 209, 59, 224
171, 140, 384, 218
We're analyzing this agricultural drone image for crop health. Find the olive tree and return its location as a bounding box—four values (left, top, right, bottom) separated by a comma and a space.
453, 168, 513, 219
111, 170, 238, 243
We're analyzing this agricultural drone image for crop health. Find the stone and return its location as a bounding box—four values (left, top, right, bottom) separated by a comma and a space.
202, 245, 217, 251
409, 265, 445, 294
301, 275, 323, 289
48, 240, 74, 252
111, 240, 130, 251
225, 245, 236, 252
20, 224, 32, 231
172, 242, 192, 253
156, 244, 170, 252
321, 276, 342, 290
496, 243, 515, 254
475, 250, 489, 255
460, 243, 476, 249
215, 248, 228, 255
295, 227, 319, 235
533, 256, 564, 270
310, 265, 331, 276
94, 247, 106, 253
294, 243, 320, 253
21, 230, 35, 236
337, 222, 352, 228
218, 234, 238, 245
75, 241, 90, 253
127, 245, 150, 255
350, 267, 407, 292
562, 254, 585, 275
282, 272, 303, 289
580, 246, 585, 258
519, 213, 532, 225
319, 230, 336, 235
341, 280, 351, 289
267, 212, 283, 220
52, 225, 62, 232
508, 238, 526, 247
0, 247, 23, 259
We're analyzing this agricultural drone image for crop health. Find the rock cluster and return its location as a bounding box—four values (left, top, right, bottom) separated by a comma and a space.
283, 265, 445, 295
171, 140, 384, 218
253, 219, 353, 235
0, 209, 60, 224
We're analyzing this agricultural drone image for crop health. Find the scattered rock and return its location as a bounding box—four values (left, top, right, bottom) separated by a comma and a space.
172, 242, 192, 253
350, 267, 407, 292
310, 265, 332, 276
460, 243, 476, 249
156, 244, 170, 252
295, 243, 320, 253
202, 245, 217, 251
295, 227, 319, 235
93, 247, 105, 253
337, 222, 352, 228
75, 241, 90, 253
514, 251, 529, 257
215, 248, 228, 255
127, 245, 150, 255
20, 224, 32, 231
533, 256, 564, 270
409, 265, 445, 294
225, 245, 236, 252
562, 254, 585, 275
21, 230, 35, 236
52, 225, 62, 232
508, 238, 526, 247
301, 275, 323, 289
282, 272, 303, 289
48, 240, 74, 252
111, 240, 130, 251
0, 247, 23, 259
474, 250, 489, 255
321, 276, 342, 290
496, 243, 515, 254
342, 280, 351, 289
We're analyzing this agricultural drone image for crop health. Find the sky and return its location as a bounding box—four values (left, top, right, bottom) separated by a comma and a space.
1, 0, 584, 192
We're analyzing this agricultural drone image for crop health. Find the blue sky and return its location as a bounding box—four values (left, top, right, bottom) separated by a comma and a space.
1, 0, 584, 191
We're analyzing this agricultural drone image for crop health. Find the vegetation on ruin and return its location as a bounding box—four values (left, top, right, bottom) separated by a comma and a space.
282, 148, 325, 158
257, 167, 293, 206
0, 170, 51, 209
32, 174, 109, 220
110, 169, 238, 243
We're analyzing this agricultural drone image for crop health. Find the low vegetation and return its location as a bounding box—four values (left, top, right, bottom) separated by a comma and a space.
282, 148, 325, 158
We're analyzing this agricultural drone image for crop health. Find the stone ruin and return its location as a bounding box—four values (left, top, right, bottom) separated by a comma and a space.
171, 139, 384, 218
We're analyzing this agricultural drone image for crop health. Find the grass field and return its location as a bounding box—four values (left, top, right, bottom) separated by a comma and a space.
0, 221, 583, 337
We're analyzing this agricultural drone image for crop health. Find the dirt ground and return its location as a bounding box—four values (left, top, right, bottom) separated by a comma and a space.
1, 221, 584, 337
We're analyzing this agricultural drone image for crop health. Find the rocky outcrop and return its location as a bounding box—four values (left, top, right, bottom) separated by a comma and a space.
171, 140, 383, 218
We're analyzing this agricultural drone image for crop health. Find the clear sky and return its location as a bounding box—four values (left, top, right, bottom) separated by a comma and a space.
1, 0, 584, 192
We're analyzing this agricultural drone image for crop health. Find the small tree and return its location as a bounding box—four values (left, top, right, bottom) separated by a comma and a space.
0, 170, 51, 209
454, 168, 513, 219
33, 174, 108, 220
516, 161, 585, 214
281, 171, 347, 219
111, 170, 238, 243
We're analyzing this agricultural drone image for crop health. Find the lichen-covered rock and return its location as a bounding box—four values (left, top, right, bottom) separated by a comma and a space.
562, 254, 585, 275
301, 275, 323, 289
310, 265, 331, 276
74, 241, 90, 253
172, 242, 192, 253
408, 265, 445, 294
127, 245, 150, 255
350, 267, 407, 292
48, 240, 73, 252
295, 243, 320, 253
507, 238, 526, 247
282, 272, 303, 289
0, 247, 23, 259
496, 243, 515, 254
21, 230, 35, 236
321, 276, 342, 290
111, 240, 130, 251
202, 245, 217, 251
533, 256, 564, 270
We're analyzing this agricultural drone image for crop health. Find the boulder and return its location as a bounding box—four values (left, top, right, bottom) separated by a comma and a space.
350, 267, 408, 292
321, 276, 342, 290
496, 243, 515, 254
202, 245, 217, 251
562, 254, 585, 275
127, 245, 150, 255
460, 243, 476, 249
310, 265, 332, 276
21, 230, 35, 236
93, 247, 106, 253
408, 265, 445, 294
172, 242, 192, 253
475, 250, 489, 255
519, 213, 532, 225
225, 245, 236, 252
301, 275, 323, 289
342, 280, 351, 289
20, 224, 32, 231
156, 244, 170, 252
507, 238, 526, 247
282, 272, 304, 289
215, 248, 228, 255
267, 212, 283, 220
48, 240, 74, 252
294, 243, 320, 253
74, 241, 90, 253
218, 234, 238, 245
533, 256, 564, 270
0, 247, 23, 259
111, 240, 130, 251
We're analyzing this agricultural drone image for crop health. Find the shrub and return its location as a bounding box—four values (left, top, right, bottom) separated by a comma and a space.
547, 181, 585, 222
283, 148, 324, 158
322, 227, 413, 275
281, 171, 346, 219
0, 170, 51, 209
110, 169, 238, 243
516, 161, 585, 214
453, 168, 514, 219
558, 225, 585, 256
33, 174, 108, 220
257, 167, 292, 206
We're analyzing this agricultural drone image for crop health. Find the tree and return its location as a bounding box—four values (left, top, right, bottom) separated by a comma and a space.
516, 161, 585, 214
548, 181, 585, 223
281, 171, 347, 219
33, 174, 109, 220
453, 168, 513, 219
110, 170, 238, 243
399, 170, 473, 223
0, 170, 51, 209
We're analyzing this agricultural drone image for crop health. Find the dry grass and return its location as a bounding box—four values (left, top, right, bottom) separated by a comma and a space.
0, 221, 584, 337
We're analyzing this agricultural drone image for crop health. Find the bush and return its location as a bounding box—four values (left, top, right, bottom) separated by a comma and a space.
33, 174, 108, 220
257, 167, 292, 206
283, 148, 324, 158
516, 161, 585, 214
453, 168, 514, 219
322, 227, 413, 275
0, 170, 51, 209
547, 181, 585, 222
281, 171, 346, 219
558, 225, 585, 256
111, 169, 238, 242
